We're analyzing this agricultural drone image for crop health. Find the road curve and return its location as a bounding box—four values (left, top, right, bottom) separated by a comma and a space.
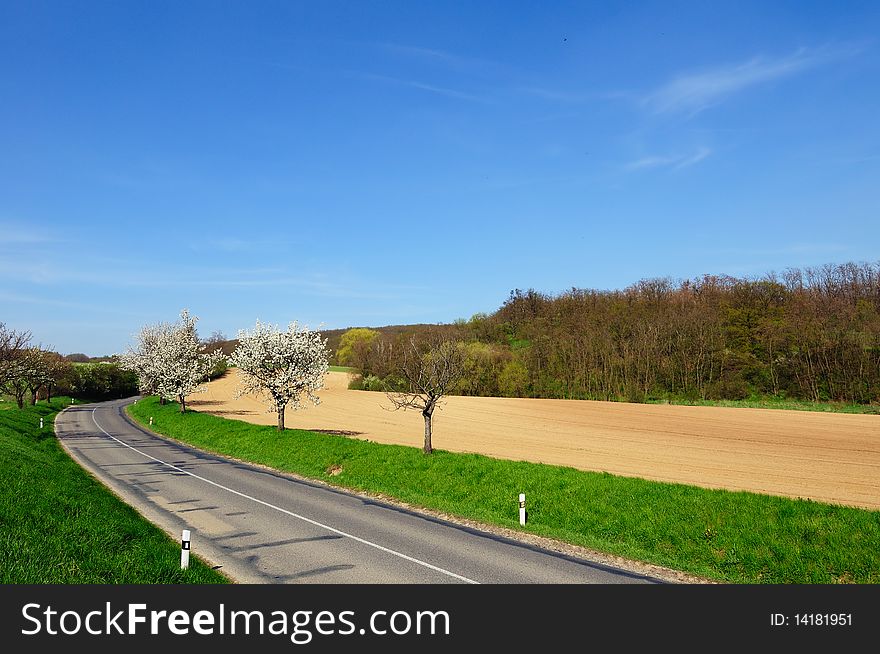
55, 397, 661, 585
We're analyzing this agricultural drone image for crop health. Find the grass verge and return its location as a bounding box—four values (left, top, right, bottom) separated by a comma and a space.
646, 395, 880, 414
129, 396, 880, 584
0, 398, 227, 583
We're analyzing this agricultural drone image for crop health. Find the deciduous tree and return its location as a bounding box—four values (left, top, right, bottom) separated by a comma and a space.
155, 310, 224, 412
0, 324, 33, 408
23, 347, 53, 405
336, 328, 380, 374
230, 320, 330, 431
119, 322, 169, 399
119, 310, 224, 412
385, 336, 467, 454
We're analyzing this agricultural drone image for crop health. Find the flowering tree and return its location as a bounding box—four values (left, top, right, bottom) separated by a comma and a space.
120, 310, 224, 413
118, 322, 166, 399
230, 320, 330, 431
0, 323, 31, 404
3, 348, 38, 409
41, 351, 72, 402
156, 310, 225, 412
22, 347, 55, 405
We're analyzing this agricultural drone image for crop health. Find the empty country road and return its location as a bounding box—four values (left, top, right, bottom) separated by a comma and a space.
54, 398, 662, 585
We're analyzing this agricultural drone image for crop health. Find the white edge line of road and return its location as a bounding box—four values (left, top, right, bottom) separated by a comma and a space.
89, 407, 479, 585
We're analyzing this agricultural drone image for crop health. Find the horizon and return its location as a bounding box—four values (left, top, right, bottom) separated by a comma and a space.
33, 258, 880, 358
2, 2, 879, 356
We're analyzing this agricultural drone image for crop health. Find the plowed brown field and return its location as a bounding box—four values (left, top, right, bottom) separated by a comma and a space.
191, 370, 880, 509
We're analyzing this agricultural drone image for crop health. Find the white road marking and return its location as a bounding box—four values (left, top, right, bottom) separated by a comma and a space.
89, 407, 479, 584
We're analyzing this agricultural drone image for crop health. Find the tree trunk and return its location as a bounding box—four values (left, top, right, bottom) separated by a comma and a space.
159, 397, 166, 405
47, 384, 53, 402
277, 402, 286, 431
422, 405, 434, 454
179, 394, 186, 413
30, 389, 37, 405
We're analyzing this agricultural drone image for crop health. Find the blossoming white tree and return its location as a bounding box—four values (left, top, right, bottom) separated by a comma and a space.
119, 321, 167, 399
120, 310, 224, 413
4, 347, 41, 409
156, 310, 225, 413
0, 323, 32, 407
22, 347, 55, 406
230, 320, 330, 431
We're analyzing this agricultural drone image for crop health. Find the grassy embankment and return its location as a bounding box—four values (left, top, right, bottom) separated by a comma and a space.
0, 398, 227, 583
129, 396, 879, 584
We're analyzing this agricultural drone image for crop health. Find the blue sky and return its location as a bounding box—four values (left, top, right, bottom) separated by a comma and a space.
2, 1, 878, 356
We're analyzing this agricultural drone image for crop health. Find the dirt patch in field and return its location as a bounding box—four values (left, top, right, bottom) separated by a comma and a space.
190, 371, 880, 510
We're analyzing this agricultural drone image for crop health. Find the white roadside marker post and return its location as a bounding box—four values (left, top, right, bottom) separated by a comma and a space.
519, 493, 526, 526
39, 417, 43, 429
149, 416, 153, 426
181, 529, 191, 570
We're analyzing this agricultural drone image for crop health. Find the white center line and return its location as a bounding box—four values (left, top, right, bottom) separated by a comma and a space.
90, 407, 479, 584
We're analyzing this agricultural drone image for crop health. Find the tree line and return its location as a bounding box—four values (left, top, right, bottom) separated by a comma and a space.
0, 323, 138, 406
338, 261, 880, 405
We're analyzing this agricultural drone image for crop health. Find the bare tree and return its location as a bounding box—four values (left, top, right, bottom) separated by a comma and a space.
385, 336, 467, 454
202, 329, 229, 353
0, 323, 31, 377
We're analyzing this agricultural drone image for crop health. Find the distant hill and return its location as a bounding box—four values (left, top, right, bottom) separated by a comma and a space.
65, 353, 115, 363
320, 324, 458, 356
208, 323, 456, 364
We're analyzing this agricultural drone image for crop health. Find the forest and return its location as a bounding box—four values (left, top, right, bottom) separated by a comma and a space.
340, 262, 880, 405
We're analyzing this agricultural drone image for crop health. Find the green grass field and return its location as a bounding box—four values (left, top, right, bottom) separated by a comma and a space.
129, 396, 880, 584
0, 398, 227, 583
647, 395, 880, 414
323, 373, 878, 414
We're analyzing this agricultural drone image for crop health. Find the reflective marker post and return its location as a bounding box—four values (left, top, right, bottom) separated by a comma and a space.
181, 529, 191, 569
519, 493, 526, 526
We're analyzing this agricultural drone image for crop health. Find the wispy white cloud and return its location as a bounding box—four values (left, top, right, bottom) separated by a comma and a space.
644, 45, 861, 116
378, 43, 465, 64
375, 42, 505, 75
518, 87, 592, 103
833, 153, 880, 165
0, 221, 58, 244
625, 154, 679, 170
0, 290, 151, 318
625, 147, 712, 171
191, 238, 298, 254
357, 72, 490, 103
0, 248, 427, 302
519, 87, 634, 104
514, 111, 582, 126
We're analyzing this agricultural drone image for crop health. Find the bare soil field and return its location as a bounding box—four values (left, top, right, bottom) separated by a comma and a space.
191, 371, 880, 510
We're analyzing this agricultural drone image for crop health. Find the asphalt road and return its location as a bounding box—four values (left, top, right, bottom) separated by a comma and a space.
55, 397, 661, 585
